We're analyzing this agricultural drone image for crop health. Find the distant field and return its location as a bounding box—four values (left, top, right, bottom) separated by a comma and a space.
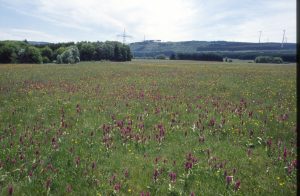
0, 60, 296, 195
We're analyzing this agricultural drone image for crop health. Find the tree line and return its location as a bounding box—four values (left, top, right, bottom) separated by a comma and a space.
170, 53, 223, 61
0, 40, 132, 64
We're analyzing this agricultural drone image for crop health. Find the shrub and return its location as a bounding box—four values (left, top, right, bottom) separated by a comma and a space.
255, 56, 283, 64
272, 57, 283, 64
155, 54, 167, 60
56, 46, 80, 64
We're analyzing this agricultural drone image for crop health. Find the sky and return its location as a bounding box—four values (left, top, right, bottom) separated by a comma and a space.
0, 0, 296, 43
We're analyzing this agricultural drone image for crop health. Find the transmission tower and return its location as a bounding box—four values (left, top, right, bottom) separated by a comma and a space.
281, 29, 286, 48
258, 31, 262, 43
117, 28, 132, 44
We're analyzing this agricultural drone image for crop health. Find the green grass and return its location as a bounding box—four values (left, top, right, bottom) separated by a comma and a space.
0, 60, 296, 195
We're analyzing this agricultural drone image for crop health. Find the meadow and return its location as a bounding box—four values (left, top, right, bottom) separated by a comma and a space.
0, 60, 296, 195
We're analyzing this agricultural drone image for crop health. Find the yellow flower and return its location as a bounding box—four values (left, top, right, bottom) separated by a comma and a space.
128, 189, 131, 192
279, 182, 285, 186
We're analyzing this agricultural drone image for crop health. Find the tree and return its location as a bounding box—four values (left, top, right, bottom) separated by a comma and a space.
0, 44, 14, 63
93, 42, 105, 60
41, 46, 53, 62
170, 53, 177, 60
103, 42, 114, 60
56, 46, 80, 64
114, 43, 123, 61
78, 42, 95, 61
17, 46, 43, 64
125, 46, 132, 61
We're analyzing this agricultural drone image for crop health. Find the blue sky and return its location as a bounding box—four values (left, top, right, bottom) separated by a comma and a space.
0, 0, 296, 43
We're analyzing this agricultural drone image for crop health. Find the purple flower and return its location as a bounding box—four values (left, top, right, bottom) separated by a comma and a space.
185, 161, 193, 171
124, 169, 129, 178
267, 138, 272, 149
8, 184, 13, 196
169, 172, 177, 183
208, 118, 215, 127
114, 183, 121, 192
140, 192, 150, 196
234, 180, 241, 191
283, 147, 287, 161
226, 176, 233, 186
153, 169, 159, 182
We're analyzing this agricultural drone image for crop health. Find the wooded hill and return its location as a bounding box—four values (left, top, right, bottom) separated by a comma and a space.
130, 41, 296, 62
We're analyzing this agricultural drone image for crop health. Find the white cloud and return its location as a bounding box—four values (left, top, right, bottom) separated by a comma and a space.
0, 0, 296, 42
0, 28, 70, 42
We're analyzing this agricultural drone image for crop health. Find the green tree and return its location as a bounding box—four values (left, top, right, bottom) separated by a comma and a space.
78, 42, 95, 61
0, 44, 14, 63
41, 46, 53, 62
18, 46, 43, 64
114, 44, 123, 61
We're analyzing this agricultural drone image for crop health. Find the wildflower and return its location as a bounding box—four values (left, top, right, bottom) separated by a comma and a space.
208, 118, 215, 127
169, 172, 176, 183
283, 147, 287, 161
140, 192, 150, 196
45, 178, 51, 189
128, 189, 131, 192
279, 182, 285, 186
247, 148, 252, 157
185, 161, 193, 171
234, 180, 241, 191
66, 184, 72, 192
114, 183, 121, 192
199, 136, 205, 143
92, 161, 96, 170
76, 104, 81, 113
267, 138, 272, 149
124, 169, 129, 178
190, 192, 195, 196
75, 156, 80, 167
153, 169, 159, 182
226, 176, 233, 186
8, 184, 13, 196
233, 168, 237, 175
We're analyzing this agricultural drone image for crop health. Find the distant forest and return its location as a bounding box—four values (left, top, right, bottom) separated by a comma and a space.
130, 41, 297, 62
0, 40, 132, 64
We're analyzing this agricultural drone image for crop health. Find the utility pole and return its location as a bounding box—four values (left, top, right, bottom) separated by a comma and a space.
281, 29, 286, 48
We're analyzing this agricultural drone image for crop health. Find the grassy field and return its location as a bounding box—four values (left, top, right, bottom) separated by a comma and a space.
0, 60, 296, 195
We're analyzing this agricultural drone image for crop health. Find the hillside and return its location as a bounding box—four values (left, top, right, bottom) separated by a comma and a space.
129, 41, 297, 61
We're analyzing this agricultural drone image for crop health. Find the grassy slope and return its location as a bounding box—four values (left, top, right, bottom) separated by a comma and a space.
0, 60, 296, 195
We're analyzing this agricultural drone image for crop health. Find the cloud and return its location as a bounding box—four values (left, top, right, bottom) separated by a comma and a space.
0, 0, 296, 42
0, 28, 70, 42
